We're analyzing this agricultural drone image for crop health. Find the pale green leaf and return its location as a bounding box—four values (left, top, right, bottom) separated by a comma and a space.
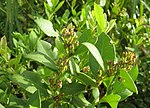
35, 18, 59, 37
101, 94, 121, 108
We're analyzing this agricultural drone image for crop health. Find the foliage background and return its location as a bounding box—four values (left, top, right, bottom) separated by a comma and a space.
0, 0, 150, 108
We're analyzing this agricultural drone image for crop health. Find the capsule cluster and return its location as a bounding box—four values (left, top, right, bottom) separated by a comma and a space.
107, 51, 136, 75
56, 58, 69, 73
62, 25, 79, 55
49, 78, 62, 89
120, 51, 136, 71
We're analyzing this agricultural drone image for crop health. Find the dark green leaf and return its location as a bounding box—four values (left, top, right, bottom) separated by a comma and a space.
61, 82, 86, 96
95, 32, 116, 66
76, 72, 97, 87
28, 90, 41, 108
72, 93, 91, 107
25, 52, 57, 70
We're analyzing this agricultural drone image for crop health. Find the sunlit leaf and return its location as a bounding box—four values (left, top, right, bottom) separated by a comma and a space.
35, 18, 59, 37
120, 69, 138, 94
101, 94, 121, 108
82, 42, 104, 71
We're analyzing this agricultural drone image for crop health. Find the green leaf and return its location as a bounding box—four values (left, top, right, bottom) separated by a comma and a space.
94, 3, 106, 33
61, 82, 86, 96
53, 1, 64, 13
9, 94, 27, 107
22, 71, 49, 96
120, 69, 138, 94
76, 72, 97, 87
95, 32, 116, 66
128, 65, 138, 81
55, 38, 66, 56
69, 58, 80, 75
112, 78, 126, 94
106, 19, 116, 33
37, 40, 57, 60
89, 53, 99, 77
92, 87, 100, 103
25, 52, 57, 70
29, 30, 38, 51
0, 104, 5, 108
35, 18, 59, 37
11, 74, 37, 94
28, 90, 41, 108
101, 94, 121, 108
117, 89, 133, 101
78, 29, 92, 43
72, 93, 91, 107
82, 42, 104, 71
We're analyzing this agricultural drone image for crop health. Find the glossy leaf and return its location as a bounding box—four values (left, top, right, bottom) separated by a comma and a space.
120, 69, 138, 94
35, 18, 59, 37
128, 65, 138, 81
76, 72, 97, 87
72, 93, 91, 107
82, 42, 104, 71
61, 82, 86, 96
69, 58, 80, 75
25, 52, 57, 70
117, 89, 133, 101
95, 32, 116, 66
101, 94, 121, 108
11, 74, 37, 94
92, 87, 100, 103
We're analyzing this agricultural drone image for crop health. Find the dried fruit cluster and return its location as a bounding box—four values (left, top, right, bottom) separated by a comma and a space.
62, 24, 79, 55
107, 51, 136, 75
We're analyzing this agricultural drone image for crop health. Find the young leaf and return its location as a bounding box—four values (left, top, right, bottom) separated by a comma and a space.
82, 42, 104, 71
61, 82, 86, 96
101, 94, 121, 108
93, 3, 106, 33
120, 69, 138, 94
35, 18, 59, 37
76, 72, 97, 87
106, 19, 116, 33
25, 52, 57, 70
53, 1, 64, 13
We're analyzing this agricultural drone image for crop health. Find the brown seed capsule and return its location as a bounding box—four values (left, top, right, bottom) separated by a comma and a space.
118, 77, 122, 81
82, 66, 90, 73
